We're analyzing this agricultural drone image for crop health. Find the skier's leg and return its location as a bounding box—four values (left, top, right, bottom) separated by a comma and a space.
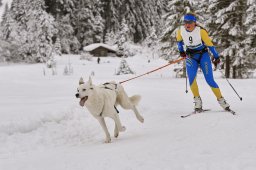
186, 58, 200, 97
200, 53, 222, 99
186, 57, 202, 110
200, 53, 230, 109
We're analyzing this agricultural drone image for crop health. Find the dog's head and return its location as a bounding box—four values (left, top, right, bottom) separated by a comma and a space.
75, 77, 94, 107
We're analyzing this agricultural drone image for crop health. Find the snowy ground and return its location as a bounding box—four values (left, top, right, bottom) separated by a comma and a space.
0, 53, 256, 170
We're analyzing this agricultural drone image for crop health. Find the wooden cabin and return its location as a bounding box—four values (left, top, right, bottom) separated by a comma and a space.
83, 43, 117, 57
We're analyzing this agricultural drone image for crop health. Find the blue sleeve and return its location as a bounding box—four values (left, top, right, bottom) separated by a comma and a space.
177, 41, 184, 53
208, 46, 219, 58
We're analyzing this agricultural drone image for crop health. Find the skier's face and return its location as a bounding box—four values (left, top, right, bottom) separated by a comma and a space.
184, 21, 196, 32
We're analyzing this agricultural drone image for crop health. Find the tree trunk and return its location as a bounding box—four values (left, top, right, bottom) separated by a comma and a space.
225, 55, 230, 78
238, 60, 242, 78
233, 65, 236, 79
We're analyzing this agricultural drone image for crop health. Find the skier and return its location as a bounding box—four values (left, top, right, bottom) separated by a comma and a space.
175, 13, 230, 112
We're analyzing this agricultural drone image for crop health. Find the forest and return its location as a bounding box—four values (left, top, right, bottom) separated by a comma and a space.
0, 0, 255, 78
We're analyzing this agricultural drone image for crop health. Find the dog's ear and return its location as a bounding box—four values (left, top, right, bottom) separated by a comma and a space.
88, 76, 92, 86
79, 77, 84, 85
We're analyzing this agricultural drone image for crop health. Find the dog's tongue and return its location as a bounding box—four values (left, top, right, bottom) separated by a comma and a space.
79, 97, 88, 106
79, 99, 84, 106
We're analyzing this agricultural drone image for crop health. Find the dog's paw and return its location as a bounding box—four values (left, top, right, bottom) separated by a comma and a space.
114, 133, 119, 138
137, 115, 144, 123
114, 129, 119, 138
105, 138, 111, 143
120, 126, 126, 132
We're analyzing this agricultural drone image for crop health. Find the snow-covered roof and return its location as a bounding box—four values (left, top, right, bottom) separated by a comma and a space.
83, 43, 117, 52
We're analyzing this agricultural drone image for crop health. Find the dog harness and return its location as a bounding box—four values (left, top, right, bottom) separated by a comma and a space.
100, 82, 119, 114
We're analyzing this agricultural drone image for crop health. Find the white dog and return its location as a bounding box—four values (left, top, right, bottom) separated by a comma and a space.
75, 77, 144, 143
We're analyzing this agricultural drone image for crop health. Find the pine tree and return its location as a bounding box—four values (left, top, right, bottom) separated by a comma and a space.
105, 30, 117, 45
160, 0, 194, 60
0, 3, 13, 40
207, 0, 247, 78
117, 19, 130, 48
55, 14, 79, 54
0, 3, 20, 62
116, 58, 135, 75
100, 0, 163, 43
72, 0, 104, 46
2, 0, 57, 63
54, 37, 62, 56
44, 0, 80, 53
243, 0, 256, 77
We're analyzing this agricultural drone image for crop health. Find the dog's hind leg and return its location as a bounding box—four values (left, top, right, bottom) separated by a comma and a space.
114, 124, 119, 138
132, 106, 144, 123
112, 114, 126, 132
98, 117, 111, 143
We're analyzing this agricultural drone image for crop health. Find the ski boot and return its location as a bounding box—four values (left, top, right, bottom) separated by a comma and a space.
218, 97, 230, 110
194, 96, 203, 112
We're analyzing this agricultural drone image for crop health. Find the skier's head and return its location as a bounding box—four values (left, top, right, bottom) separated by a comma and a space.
183, 13, 197, 31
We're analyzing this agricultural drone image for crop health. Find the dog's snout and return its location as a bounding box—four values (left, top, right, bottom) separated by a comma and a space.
75, 93, 79, 98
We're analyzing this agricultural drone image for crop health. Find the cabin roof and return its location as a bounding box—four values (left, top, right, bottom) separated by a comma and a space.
83, 43, 117, 52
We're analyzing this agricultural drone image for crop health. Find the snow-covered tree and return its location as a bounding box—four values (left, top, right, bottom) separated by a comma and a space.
242, 0, 256, 77
72, 2, 104, 46
116, 58, 134, 75
105, 30, 117, 46
160, 0, 194, 60
0, 3, 13, 40
207, 0, 247, 78
1, 0, 57, 63
54, 37, 62, 56
117, 18, 130, 48
56, 14, 80, 54
100, 0, 163, 43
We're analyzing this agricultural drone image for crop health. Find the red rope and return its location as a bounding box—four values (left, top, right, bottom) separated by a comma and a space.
119, 57, 185, 84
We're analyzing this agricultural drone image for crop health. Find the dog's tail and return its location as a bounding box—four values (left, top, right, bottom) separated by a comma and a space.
129, 95, 141, 106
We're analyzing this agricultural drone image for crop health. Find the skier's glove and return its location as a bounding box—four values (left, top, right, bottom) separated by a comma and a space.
180, 52, 187, 58
212, 57, 220, 69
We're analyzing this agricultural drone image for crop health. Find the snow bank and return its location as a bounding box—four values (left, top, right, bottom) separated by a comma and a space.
0, 107, 101, 153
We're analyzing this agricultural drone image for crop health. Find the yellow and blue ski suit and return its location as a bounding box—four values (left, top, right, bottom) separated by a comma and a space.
176, 26, 222, 99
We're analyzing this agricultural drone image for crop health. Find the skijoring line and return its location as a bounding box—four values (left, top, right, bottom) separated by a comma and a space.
119, 57, 185, 84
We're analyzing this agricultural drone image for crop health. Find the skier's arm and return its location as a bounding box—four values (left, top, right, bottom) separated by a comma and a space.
176, 29, 185, 53
200, 29, 219, 59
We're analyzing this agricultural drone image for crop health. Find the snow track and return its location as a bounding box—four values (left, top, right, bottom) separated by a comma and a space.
0, 107, 101, 153
0, 54, 255, 170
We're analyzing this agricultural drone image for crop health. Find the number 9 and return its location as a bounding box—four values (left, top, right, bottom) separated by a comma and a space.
189, 36, 193, 44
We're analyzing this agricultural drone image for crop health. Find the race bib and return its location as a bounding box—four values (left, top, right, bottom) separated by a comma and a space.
180, 26, 202, 49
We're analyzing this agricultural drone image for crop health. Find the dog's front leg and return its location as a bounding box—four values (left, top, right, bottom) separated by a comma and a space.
97, 117, 111, 143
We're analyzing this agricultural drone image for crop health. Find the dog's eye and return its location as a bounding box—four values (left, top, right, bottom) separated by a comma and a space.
83, 89, 86, 91
90, 88, 93, 90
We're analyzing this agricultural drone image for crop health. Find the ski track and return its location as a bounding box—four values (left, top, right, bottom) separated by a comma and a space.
0, 54, 256, 170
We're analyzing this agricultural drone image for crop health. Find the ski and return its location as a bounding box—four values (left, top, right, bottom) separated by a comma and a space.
225, 107, 236, 115
181, 108, 236, 118
181, 109, 210, 118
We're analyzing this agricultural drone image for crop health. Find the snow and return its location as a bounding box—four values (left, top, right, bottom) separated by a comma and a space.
0, 53, 256, 170
83, 43, 117, 52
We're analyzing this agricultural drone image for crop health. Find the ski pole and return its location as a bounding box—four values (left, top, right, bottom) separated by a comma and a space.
219, 69, 243, 101
185, 73, 188, 93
